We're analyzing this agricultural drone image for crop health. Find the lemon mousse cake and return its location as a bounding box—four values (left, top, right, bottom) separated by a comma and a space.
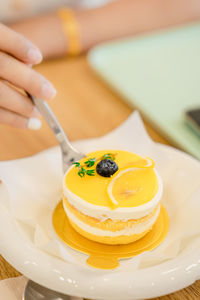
62, 150, 163, 245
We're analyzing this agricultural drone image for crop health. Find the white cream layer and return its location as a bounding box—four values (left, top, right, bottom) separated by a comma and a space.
63, 167, 163, 221
63, 202, 160, 237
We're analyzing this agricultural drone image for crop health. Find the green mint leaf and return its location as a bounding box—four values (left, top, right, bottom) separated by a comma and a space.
73, 162, 80, 168
103, 154, 112, 160
86, 169, 95, 176
84, 158, 96, 168
102, 153, 116, 161
78, 167, 86, 178
81, 167, 86, 173
78, 172, 84, 177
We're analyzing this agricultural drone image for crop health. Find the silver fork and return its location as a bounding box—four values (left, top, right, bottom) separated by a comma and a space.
23, 94, 85, 300
22, 280, 73, 300
28, 94, 85, 172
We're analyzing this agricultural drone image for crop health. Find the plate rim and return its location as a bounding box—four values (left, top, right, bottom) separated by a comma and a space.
0, 143, 200, 300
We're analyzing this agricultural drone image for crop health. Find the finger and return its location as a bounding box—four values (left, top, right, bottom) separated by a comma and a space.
0, 107, 42, 130
0, 52, 57, 100
0, 80, 40, 118
0, 23, 42, 64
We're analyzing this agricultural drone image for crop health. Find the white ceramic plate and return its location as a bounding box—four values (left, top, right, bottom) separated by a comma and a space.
0, 145, 200, 300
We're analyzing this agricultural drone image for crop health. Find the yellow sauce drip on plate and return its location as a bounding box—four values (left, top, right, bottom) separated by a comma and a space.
52, 202, 169, 269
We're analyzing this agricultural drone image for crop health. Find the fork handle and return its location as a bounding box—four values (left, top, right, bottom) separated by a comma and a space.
28, 93, 67, 140
27, 93, 79, 154
27, 93, 84, 172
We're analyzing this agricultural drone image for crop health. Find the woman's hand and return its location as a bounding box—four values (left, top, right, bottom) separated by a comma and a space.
0, 23, 56, 129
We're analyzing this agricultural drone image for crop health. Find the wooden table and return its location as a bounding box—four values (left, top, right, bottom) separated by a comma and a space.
0, 56, 200, 300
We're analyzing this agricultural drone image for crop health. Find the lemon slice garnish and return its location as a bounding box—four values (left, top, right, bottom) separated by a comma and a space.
106, 157, 155, 208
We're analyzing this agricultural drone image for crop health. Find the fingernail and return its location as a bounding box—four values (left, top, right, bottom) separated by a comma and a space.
27, 118, 42, 130
27, 48, 43, 64
31, 107, 40, 117
41, 81, 57, 100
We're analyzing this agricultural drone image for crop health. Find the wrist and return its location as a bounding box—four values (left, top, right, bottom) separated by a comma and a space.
74, 8, 107, 51
56, 8, 82, 56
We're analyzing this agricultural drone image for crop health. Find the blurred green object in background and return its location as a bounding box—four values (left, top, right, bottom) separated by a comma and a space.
88, 22, 200, 160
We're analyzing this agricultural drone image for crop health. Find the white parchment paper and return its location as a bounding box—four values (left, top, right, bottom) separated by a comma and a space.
1, 111, 200, 271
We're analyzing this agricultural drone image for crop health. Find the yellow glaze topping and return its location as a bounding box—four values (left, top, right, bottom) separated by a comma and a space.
65, 150, 159, 208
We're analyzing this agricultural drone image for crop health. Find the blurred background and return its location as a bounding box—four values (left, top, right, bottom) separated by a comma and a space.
0, 0, 200, 159
0, 0, 113, 22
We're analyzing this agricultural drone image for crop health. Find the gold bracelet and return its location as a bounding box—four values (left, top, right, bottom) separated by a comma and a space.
57, 8, 81, 56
